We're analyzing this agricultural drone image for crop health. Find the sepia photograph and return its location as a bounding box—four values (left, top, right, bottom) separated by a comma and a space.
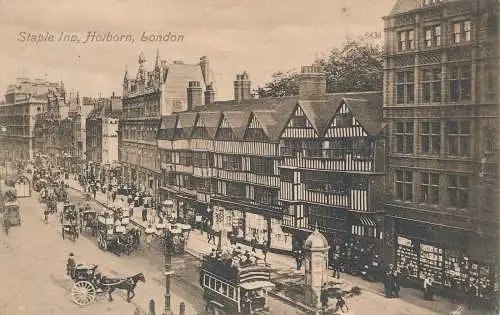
0, 0, 498, 314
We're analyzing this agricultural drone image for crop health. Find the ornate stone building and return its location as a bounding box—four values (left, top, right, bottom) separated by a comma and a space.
383, 0, 499, 297
119, 51, 211, 199
0, 78, 65, 162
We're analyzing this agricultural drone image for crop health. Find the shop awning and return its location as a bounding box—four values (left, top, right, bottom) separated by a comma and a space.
240, 281, 275, 290
359, 215, 376, 227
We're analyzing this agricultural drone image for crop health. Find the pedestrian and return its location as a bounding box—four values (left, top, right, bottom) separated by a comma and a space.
392, 270, 400, 298
142, 207, 148, 222
423, 275, 434, 300
332, 251, 341, 279
295, 250, 303, 270
92, 186, 97, 199
320, 284, 329, 310
334, 296, 349, 313
383, 271, 393, 298
66, 253, 76, 277
261, 240, 268, 262
250, 236, 257, 253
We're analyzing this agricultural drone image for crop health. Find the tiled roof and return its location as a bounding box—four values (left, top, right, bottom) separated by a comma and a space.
197, 111, 221, 138
159, 115, 177, 140
389, 0, 420, 15
221, 111, 250, 139
251, 110, 277, 140
177, 112, 197, 138
158, 91, 382, 141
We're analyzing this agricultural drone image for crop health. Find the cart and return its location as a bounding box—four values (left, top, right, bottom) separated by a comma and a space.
60, 204, 79, 241
96, 214, 117, 251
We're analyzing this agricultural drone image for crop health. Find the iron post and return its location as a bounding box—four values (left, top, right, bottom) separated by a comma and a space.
163, 228, 173, 315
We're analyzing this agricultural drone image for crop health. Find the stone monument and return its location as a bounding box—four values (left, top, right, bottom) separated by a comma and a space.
303, 226, 330, 309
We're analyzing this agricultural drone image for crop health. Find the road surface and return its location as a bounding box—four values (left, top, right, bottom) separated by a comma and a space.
0, 190, 302, 315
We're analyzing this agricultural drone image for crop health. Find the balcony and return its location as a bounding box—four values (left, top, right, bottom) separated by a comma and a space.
304, 189, 350, 208
280, 153, 374, 173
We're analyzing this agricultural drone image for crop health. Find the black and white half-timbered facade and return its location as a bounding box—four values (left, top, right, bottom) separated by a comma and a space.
278, 81, 386, 258
156, 65, 386, 257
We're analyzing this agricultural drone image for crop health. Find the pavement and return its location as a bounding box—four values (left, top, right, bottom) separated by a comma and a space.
64, 177, 494, 315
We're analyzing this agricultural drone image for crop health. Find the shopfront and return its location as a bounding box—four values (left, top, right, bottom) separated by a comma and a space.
270, 218, 293, 251
395, 219, 497, 300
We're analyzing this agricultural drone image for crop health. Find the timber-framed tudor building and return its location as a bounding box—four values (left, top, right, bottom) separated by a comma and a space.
154, 64, 386, 257
383, 0, 499, 298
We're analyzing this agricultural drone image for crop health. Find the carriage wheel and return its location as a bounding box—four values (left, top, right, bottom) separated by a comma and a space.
71, 281, 96, 306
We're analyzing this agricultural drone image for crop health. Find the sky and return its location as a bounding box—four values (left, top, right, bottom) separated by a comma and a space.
0, 0, 396, 101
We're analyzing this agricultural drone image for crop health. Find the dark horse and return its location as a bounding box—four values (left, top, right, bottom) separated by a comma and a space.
100, 272, 146, 302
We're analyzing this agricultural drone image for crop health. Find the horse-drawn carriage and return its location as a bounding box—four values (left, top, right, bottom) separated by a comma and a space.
68, 263, 146, 306
96, 213, 140, 255
60, 204, 79, 241
79, 206, 97, 235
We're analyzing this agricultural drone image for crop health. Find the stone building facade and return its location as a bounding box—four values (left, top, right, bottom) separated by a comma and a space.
383, 0, 499, 298
0, 78, 65, 162
119, 52, 211, 200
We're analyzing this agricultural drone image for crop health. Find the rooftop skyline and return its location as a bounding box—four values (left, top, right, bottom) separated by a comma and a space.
0, 0, 395, 101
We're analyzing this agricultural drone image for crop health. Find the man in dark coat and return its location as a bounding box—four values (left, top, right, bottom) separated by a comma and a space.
66, 253, 76, 277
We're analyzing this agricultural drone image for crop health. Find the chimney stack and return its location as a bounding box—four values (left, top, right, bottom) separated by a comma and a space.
200, 56, 209, 85
234, 71, 251, 102
204, 83, 215, 105
298, 65, 326, 100
187, 81, 203, 111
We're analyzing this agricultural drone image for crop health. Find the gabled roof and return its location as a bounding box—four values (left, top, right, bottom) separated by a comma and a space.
341, 96, 383, 136
297, 100, 337, 136
389, 0, 420, 15
249, 111, 277, 140
177, 112, 197, 138
196, 111, 221, 138
221, 111, 250, 139
159, 115, 177, 140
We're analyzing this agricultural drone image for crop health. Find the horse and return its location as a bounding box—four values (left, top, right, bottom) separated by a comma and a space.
100, 272, 146, 302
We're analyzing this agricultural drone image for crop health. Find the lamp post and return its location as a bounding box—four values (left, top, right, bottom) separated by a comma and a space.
163, 227, 173, 315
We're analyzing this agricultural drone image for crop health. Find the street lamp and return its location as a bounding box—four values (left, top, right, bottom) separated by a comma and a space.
163, 228, 174, 315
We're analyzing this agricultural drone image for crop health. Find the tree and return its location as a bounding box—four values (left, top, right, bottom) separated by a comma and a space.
255, 38, 383, 97
319, 38, 384, 93
254, 70, 299, 98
